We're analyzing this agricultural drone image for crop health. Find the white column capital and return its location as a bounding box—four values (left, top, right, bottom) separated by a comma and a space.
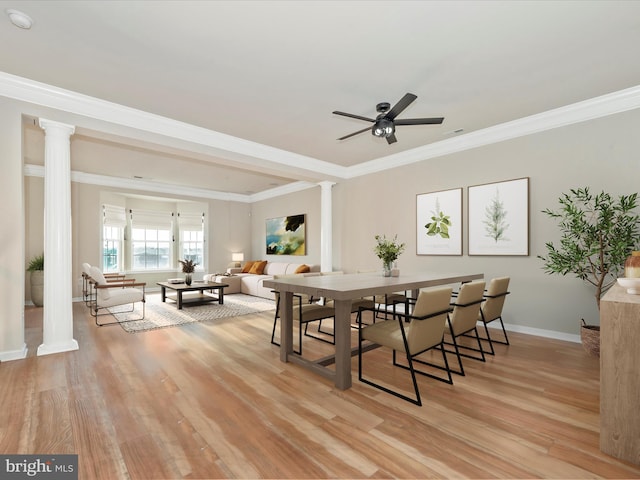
318, 181, 336, 190
38, 118, 76, 136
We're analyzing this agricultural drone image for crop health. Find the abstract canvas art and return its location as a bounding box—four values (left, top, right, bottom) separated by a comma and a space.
266, 214, 306, 255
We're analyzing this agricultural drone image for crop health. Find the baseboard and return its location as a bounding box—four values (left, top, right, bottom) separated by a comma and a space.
487, 321, 581, 344
0, 343, 28, 362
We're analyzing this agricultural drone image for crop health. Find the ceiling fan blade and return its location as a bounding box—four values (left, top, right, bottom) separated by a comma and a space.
332, 111, 375, 123
395, 117, 444, 125
386, 133, 398, 144
337, 126, 371, 141
386, 93, 417, 120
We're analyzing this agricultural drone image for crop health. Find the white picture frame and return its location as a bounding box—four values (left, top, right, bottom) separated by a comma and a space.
468, 177, 529, 256
416, 188, 463, 255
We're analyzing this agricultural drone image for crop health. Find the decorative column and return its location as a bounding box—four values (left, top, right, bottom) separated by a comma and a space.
319, 181, 335, 272
37, 119, 78, 356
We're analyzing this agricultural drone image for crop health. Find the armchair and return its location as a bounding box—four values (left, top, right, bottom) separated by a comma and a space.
89, 266, 146, 326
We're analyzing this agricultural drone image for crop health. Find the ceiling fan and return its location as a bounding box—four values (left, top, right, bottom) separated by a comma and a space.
333, 93, 444, 144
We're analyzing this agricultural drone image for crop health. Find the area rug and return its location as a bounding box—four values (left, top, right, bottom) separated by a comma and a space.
109, 293, 275, 333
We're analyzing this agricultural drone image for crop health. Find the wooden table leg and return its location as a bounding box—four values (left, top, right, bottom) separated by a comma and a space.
218, 287, 224, 304
177, 291, 183, 309
334, 299, 353, 390
160, 285, 166, 303
280, 291, 294, 362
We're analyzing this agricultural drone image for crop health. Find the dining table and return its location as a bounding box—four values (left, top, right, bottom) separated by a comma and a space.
263, 271, 484, 390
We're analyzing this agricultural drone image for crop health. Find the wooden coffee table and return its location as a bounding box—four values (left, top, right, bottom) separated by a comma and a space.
157, 281, 229, 309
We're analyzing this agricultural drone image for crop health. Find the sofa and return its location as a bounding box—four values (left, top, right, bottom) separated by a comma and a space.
203, 261, 320, 300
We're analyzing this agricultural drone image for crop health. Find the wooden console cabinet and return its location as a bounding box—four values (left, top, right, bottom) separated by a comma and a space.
600, 284, 640, 466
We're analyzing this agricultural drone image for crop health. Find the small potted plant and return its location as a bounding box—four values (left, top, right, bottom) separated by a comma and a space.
27, 253, 44, 307
374, 234, 405, 277
178, 259, 198, 286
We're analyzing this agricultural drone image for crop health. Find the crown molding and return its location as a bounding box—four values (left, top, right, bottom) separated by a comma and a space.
346, 84, 640, 178
24, 163, 316, 202
10, 71, 640, 195
1, 71, 346, 179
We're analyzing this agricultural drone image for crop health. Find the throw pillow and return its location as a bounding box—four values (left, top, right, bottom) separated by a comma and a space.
249, 260, 267, 275
295, 264, 310, 274
241, 261, 255, 273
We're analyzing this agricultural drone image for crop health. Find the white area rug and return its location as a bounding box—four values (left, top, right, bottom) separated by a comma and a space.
110, 293, 275, 333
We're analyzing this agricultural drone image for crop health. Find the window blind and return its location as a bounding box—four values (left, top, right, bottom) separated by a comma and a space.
130, 209, 174, 230
177, 212, 204, 229
102, 204, 127, 227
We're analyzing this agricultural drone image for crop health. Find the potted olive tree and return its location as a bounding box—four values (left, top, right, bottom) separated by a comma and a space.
27, 253, 44, 307
539, 187, 640, 355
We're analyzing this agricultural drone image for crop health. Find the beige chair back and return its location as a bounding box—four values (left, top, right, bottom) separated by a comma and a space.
449, 280, 485, 336
481, 277, 510, 322
405, 287, 452, 353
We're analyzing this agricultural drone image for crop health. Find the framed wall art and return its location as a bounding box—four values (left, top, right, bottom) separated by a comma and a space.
416, 188, 462, 255
266, 214, 306, 255
468, 177, 529, 256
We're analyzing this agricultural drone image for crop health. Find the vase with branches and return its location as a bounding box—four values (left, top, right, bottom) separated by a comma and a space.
374, 234, 405, 277
179, 259, 198, 285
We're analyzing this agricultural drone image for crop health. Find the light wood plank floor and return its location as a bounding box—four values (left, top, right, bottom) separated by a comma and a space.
2, 300, 639, 479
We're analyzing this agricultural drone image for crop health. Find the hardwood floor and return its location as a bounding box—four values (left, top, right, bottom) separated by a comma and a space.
2, 300, 639, 479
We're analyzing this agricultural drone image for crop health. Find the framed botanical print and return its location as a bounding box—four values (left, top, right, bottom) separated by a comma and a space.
416, 188, 463, 255
468, 177, 529, 256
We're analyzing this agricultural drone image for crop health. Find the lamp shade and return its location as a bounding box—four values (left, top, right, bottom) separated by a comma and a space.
232, 253, 244, 262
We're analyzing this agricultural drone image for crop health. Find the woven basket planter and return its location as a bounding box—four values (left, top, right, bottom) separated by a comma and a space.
580, 318, 600, 357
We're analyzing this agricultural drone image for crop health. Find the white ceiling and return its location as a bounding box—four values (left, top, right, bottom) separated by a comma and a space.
3, 0, 640, 195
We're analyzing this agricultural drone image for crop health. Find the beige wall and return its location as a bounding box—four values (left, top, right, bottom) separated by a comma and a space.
0, 98, 26, 360
329, 107, 640, 335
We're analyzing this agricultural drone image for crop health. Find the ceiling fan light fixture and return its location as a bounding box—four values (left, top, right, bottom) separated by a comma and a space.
372, 118, 395, 138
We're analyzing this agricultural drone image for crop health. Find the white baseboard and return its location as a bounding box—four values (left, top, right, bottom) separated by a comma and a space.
0, 343, 28, 362
488, 321, 581, 344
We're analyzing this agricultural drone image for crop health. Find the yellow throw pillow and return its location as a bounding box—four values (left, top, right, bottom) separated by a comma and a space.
249, 260, 267, 275
295, 264, 310, 274
241, 261, 255, 273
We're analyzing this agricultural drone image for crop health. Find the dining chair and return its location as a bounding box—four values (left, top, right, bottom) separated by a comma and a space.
89, 266, 146, 326
271, 291, 336, 355
444, 280, 487, 376
357, 286, 454, 406
477, 276, 511, 354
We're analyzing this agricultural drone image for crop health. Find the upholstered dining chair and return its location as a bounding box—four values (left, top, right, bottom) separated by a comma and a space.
444, 280, 487, 376
476, 276, 511, 354
357, 286, 454, 406
356, 269, 409, 323
89, 266, 146, 326
271, 291, 336, 355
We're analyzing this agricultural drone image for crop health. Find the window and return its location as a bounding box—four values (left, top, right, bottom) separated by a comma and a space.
177, 212, 205, 268
103, 225, 123, 272
130, 209, 174, 271
180, 230, 204, 266
102, 204, 126, 272
132, 227, 172, 270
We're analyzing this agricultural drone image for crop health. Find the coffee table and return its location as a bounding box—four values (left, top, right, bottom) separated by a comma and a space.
157, 281, 229, 309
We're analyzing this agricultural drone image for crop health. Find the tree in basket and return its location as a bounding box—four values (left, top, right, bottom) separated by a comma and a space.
374, 234, 405, 277
538, 188, 640, 356
179, 259, 198, 286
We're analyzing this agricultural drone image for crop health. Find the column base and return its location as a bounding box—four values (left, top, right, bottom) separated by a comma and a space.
37, 339, 79, 356
0, 343, 28, 362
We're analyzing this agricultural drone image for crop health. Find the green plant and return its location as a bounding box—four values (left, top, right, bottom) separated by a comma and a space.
27, 253, 44, 271
425, 198, 451, 239
539, 187, 640, 310
179, 259, 198, 273
374, 234, 405, 265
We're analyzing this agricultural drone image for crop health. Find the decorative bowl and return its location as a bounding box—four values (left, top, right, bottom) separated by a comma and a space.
616, 277, 640, 294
